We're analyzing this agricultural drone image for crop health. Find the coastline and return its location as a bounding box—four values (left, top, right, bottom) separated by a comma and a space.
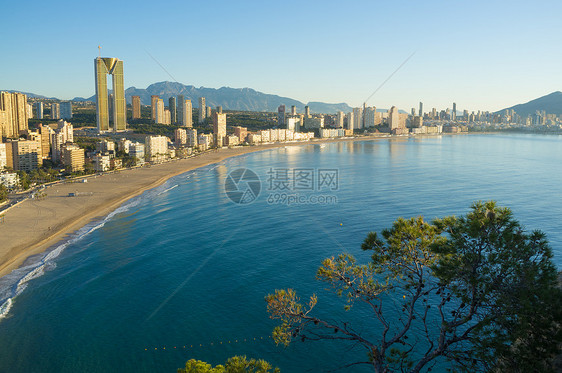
0, 137, 366, 279
0, 132, 466, 280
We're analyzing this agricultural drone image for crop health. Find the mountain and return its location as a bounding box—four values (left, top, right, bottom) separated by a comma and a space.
4, 90, 57, 100
497, 91, 562, 117
80, 81, 352, 114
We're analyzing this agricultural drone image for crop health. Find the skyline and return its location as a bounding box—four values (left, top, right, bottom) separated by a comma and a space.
3, 0, 562, 112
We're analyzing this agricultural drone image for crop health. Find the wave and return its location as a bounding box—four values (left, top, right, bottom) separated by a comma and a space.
0, 197, 142, 321
0, 168, 204, 321
157, 184, 178, 196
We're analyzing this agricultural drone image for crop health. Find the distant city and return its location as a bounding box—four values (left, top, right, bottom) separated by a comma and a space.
0, 55, 560, 195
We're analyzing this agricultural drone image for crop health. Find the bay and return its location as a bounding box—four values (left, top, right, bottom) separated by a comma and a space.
0, 133, 560, 372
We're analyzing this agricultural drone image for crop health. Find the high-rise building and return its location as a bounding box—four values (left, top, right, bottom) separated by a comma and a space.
199, 97, 206, 123
177, 95, 184, 122
291, 105, 297, 115
151, 95, 159, 121
174, 128, 187, 147
155, 99, 165, 124
60, 101, 72, 119
217, 106, 222, 114
0, 92, 28, 138
12, 140, 42, 172
181, 99, 193, 128
145, 135, 169, 160
336, 111, 345, 129
364, 107, 377, 127
132, 96, 141, 119
51, 120, 73, 163
38, 124, 52, 159
388, 106, 401, 130
51, 103, 60, 120
186, 129, 198, 147
169, 97, 177, 123
206, 106, 212, 118
452, 102, 457, 121
346, 112, 354, 130
419, 102, 423, 117
233, 126, 247, 143
34, 101, 44, 120
164, 109, 171, 125
61, 144, 85, 172
95, 57, 126, 132
277, 105, 285, 127
304, 106, 310, 117
26, 103, 33, 119
0, 143, 7, 170
128, 142, 145, 163
353, 107, 363, 129
213, 112, 227, 147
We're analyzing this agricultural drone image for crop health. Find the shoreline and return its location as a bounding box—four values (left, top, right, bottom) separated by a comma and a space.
0, 132, 465, 280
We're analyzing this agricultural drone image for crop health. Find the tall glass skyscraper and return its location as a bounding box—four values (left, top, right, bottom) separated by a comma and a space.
95, 57, 126, 133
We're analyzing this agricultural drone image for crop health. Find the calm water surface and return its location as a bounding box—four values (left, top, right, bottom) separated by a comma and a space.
0, 134, 561, 372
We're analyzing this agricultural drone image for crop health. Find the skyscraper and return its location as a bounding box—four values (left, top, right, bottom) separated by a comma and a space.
60, 101, 72, 119
95, 57, 126, 132
151, 95, 159, 121
291, 105, 296, 115
0, 92, 28, 138
132, 96, 141, 119
419, 102, 423, 117
213, 112, 227, 147
199, 97, 206, 123
353, 107, 363, 129
336, 111, 345, 128
304, 106, 310, 117
51, 103, 60, 120
452, 102, 457, 121
34, 102, 43, 120
181, 99, 193, 128
278, 105, 285, 127
169, 97, 177, 124
155, 99, 165, 124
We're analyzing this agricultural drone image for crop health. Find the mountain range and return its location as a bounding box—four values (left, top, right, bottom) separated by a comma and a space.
73, 81, 353, 114
5, 85, 562, 116
497, 91, 562, 117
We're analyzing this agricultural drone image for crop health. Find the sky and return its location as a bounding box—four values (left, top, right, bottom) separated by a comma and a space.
3, 0, 562, 112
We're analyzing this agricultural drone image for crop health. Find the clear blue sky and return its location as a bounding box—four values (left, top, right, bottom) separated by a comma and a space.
3, 0, 562, 112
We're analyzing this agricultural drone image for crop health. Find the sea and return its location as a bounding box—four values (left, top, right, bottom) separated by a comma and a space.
0, 133, 560, 373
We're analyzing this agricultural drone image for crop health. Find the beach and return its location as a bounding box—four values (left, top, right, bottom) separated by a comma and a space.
0, 144, 280, 279
0, 138, 371, 279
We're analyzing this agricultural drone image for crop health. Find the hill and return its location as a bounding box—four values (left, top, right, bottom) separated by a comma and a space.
497, 91, 562, 117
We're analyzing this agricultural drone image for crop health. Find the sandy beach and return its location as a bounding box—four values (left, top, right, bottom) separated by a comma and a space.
0, 138, 375, 279
0, 132, 463, 280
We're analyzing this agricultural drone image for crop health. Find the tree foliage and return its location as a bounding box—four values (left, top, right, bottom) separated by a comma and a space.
266, 201, 562, 372
0, 184, 8, 202
178, 356, 279, 373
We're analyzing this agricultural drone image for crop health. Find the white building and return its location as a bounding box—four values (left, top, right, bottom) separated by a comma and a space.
93, 154, 111, 172
128, 142, 145, 164
51, 103, 60, 120
175, 128, 187, 147
145, 135, 169, 161
0, 172, 18, 188
187, 129, 198, 148
0, 143, 7, 169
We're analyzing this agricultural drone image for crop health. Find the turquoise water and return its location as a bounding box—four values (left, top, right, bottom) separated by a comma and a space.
0, 134, 561, 372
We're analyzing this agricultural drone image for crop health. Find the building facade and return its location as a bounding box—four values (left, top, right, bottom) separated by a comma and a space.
95, 57, 126, 132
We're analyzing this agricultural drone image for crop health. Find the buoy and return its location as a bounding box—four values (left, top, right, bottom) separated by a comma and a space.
340, 223, 343, 226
